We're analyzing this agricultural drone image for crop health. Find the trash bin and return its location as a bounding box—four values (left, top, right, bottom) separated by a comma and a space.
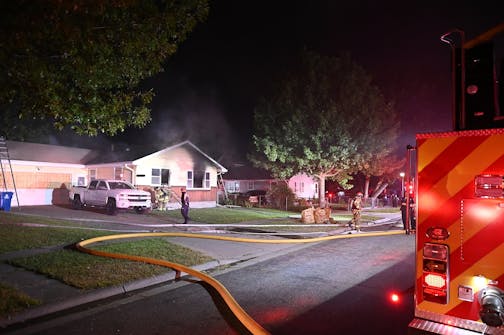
0, 192, 14, 211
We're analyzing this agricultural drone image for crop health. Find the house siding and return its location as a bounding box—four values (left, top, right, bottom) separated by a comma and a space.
289, 173, 319, 199
3, 162, 87, 206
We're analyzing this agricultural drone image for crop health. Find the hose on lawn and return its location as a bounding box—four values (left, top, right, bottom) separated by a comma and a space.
76, 229, 405, 335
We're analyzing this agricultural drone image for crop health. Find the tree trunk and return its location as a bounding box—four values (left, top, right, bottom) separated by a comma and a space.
318, 175, 326, 207
364, 175, 370, 200
370, 182, 388, 207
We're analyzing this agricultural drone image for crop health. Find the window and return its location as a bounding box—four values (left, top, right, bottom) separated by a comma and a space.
77, 176, 86, 186
152, 168, 170, 185
88, 180, 98, 190
248, 181, 254, 190
187, 171, 193, 188
89, 169, 97, 181
189, 170, 209, 189
205, 172, 211, 188
300, 182, 305, 193
97, 181, 108, 190
294, 182, 298, 192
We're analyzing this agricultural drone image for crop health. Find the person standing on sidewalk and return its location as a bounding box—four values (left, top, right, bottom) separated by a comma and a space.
180, 187, 190, 224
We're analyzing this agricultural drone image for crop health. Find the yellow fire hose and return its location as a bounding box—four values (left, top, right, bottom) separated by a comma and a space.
76, 230, 405, 335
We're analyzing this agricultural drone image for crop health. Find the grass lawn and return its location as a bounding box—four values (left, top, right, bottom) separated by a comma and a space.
149, 206, 297, 224
0, 212, 90, 227
0, 283, 40, 317
8, 238, 213, 290
0, 222, 116, 254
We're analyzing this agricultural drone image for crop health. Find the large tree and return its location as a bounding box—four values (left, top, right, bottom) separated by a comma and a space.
0, 0, 208, 137
250, 50, 399, 206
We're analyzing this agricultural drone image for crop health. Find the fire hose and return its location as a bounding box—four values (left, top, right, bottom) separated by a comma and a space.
76, 230, 405, 335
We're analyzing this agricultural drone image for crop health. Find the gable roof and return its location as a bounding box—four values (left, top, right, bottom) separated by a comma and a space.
6, 140, 98, 164
133, 141, 228, 173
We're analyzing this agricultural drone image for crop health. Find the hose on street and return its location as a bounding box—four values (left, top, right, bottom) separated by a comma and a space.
76, 229, 405, 335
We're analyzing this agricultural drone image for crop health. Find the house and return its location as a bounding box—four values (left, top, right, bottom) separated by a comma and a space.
1, 140, 227, 208
222, 165, 275, 194
288, 172, 319, 200
222, 164, 319, 200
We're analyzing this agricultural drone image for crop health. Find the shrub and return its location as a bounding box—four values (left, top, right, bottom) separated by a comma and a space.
268, 182, 295, 210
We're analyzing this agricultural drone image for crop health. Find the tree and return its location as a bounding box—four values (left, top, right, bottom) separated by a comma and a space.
250, 50, 399, 206
361, 154, 405, 204
0, 0, 208, 137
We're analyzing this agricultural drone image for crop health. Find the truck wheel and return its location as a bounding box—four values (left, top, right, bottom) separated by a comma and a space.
72, 196, 83, 210
106, 198, 117, 215
134, 207, 145, 214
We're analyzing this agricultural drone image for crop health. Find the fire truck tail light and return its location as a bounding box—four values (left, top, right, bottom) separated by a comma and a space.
424, 273, 447, 289
423, 244, 448, 260
422, 243, 449, 304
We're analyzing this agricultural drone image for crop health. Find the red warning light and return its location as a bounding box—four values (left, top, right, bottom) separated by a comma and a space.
389, 292, 400, 304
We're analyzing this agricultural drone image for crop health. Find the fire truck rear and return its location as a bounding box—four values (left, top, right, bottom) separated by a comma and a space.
408, 24, 504, 334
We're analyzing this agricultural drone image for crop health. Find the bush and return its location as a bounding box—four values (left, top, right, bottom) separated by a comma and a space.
268, 183, 295, 210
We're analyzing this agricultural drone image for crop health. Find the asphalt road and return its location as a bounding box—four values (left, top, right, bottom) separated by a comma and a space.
6, 233, 415, 335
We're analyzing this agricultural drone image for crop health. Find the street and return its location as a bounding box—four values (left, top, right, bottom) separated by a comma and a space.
5, 233, 415, 335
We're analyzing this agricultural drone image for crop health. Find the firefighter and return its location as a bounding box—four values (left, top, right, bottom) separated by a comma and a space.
180, 187, 190, 224
350, 192, 363, 231
400, 197, 415, 231
155, 187, 168, 211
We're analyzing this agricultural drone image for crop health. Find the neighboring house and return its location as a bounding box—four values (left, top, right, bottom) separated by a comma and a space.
222, 165, 275, 194
288, 173, 319, 200
1, 140, 227, 208
222, 165, 319, 200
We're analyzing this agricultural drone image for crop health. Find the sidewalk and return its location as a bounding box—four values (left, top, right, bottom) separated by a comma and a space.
0, 207, 401, 329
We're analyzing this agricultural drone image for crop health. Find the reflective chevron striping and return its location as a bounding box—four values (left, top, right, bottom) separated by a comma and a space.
415, 130, 504, 323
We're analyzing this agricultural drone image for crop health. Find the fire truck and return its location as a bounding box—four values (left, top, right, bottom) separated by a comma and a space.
408, 24, 504, 334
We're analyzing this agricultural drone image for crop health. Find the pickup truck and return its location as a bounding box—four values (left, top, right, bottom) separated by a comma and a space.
70, 179, 152, 215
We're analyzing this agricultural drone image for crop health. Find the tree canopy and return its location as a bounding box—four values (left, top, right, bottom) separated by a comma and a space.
250, 50, 400, 204
0, 0, 208, 137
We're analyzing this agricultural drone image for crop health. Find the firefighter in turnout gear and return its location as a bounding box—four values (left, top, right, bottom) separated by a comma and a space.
155, 187, 169, 211
350, 192, 363, 231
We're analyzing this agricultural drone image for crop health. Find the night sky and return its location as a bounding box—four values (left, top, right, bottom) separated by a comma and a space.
110, 1, 502, 163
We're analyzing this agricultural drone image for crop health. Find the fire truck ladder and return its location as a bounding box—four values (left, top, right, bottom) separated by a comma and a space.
0, 136, 20, 208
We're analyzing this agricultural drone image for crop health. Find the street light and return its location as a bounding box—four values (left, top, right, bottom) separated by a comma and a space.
399, 172, 405, 198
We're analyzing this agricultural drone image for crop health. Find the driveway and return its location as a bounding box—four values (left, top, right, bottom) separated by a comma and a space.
10, 205, 183, 231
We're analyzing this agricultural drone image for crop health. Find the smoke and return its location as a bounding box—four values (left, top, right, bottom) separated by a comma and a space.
147, 87, 245, 162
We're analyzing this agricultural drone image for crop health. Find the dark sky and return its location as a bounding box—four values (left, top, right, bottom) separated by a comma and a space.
112, 1, 503, 163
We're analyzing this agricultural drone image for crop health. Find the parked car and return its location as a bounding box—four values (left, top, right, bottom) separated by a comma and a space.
70, 179, 152, 215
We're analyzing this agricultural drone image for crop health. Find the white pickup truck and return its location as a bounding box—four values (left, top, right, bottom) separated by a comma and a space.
70, 179, 152, 215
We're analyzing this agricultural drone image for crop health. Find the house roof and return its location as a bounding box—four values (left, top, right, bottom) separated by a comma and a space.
223, 165, 273, 180
5, 140, 227, 172
133, 141, 228, 173
6, 140, 98, 164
